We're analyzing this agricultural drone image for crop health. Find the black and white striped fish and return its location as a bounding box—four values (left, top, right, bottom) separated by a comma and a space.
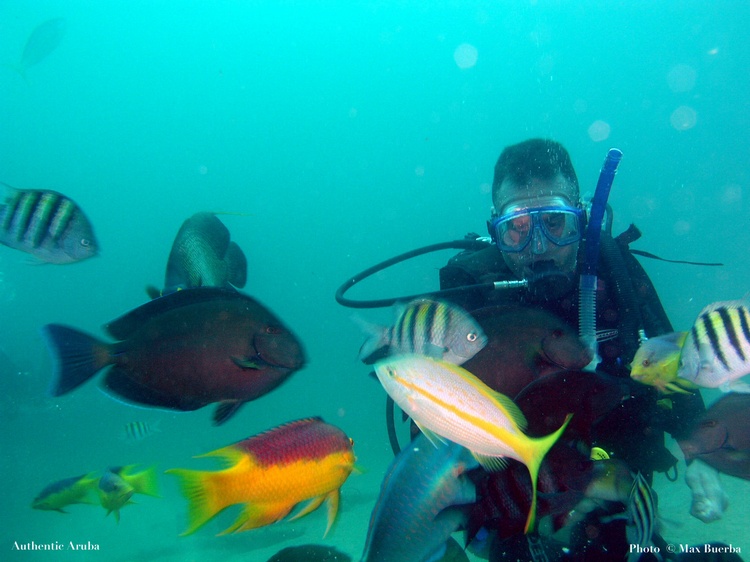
120, 421, 161, 442
626, 472, 657, 552
678, 297, 750, 393
0, 184, 98, 264
357, 298, 487, 365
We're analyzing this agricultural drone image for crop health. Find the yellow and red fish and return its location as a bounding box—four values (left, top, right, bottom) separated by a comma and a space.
166, 417, 356, 536
374, 354, 571, 534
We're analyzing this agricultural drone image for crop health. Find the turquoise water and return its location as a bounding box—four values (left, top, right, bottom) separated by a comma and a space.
1, 1, 749, 560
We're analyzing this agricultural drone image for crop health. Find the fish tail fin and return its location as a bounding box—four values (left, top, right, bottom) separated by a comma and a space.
225, 241, 247, 289
41, 324, 112, 396
523, 413, 574, 534
352, 315, 388, 363
165, 468, 225, 535
120, 465, 160, 498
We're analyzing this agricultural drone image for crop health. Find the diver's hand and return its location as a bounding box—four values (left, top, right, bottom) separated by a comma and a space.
685, 460, 728, 523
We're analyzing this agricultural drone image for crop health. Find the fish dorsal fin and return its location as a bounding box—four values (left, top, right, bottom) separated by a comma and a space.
472, 452, 508, 472
104, 286, 252, 340
195, 444, 248, 468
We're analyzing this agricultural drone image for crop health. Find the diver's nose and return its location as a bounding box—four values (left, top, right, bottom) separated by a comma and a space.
530, 225, 548, 255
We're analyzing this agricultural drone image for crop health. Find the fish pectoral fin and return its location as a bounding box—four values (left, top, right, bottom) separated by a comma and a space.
726, 380, 750, 394
231, 356, 261, 369
194, 444, 247, 468
663, 380, 696, 395
288, 495, 327, 522
219, 502, 292, 535
472, 452, 508, 472
213, 400, 245, 426
413, 420, 448, 448
424, 342, 448, 359
324, 489, 341, 538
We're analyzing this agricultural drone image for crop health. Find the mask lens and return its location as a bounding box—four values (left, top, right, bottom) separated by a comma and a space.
492, 206, 582, 252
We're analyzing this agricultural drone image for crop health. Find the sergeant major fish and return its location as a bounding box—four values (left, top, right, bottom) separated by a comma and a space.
373, 354, 571, 534
166, 417, 357, 536
0, 184, 98, 264
42, 286, 305, 425
358, 298, 487, 365
678, 297, 750, 393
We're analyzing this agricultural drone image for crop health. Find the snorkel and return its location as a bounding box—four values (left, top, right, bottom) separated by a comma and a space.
579, 148, 623, 370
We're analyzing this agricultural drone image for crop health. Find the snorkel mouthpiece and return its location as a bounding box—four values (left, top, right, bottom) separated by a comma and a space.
526, 260, 576, 301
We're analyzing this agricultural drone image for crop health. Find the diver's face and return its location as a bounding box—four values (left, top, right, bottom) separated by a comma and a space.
494, 173, 581, 281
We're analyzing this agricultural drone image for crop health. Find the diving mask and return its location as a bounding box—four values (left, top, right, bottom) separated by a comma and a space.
487, 204, 585, 253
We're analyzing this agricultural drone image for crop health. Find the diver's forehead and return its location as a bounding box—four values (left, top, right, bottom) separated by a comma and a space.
495, 174, 578, 211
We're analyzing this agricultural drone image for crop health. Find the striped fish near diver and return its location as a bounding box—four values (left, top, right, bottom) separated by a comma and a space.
0, 184, 98, 264
678, 298, 750, 393
120, 421, 161, 442
627, 472, 658, 557
358, 298, 487, 365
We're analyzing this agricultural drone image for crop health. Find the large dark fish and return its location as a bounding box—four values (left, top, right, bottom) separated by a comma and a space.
462, 305, 592, 398
361, 432, 477, 562
41, 287, 305, 425
147, 212, 247, 298
0, 185, 98, 264
15, 18, 66, 77
677, 393, 750, 480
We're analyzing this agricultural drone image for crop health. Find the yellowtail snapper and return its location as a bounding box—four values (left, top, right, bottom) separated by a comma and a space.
0, 184, 98, 264
359, 298, 487, 365
373, 354, 571, 533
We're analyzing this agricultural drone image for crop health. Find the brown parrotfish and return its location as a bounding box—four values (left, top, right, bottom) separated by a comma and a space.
42, 287, 305, 425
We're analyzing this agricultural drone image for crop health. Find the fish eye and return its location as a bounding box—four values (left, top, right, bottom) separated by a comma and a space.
642, 359, 651, 367
467, 332, 478, 342
80, 238, 90, 247
265, 326, 281, 335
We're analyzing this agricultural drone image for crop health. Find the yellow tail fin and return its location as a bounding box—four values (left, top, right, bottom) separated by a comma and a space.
120, 465, 160, 497
523, 413, 573, 534
165, 469, 225, 536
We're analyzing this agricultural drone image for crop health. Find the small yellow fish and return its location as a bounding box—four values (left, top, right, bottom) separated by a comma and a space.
32, 473, 98, 513
630, 332, 696, 394
373, 354, 571, 533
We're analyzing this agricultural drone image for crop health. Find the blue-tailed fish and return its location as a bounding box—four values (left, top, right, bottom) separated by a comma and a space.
361, 432, 477, 562
31, 473, 98, 512
358, 298, 487, 365
373, 354, 571, 533
0, 184, 98, 264
630, 332, 695, 394
678, 298, 750, 393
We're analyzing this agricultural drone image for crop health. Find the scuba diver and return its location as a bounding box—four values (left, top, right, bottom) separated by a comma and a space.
437, 138, 733, 561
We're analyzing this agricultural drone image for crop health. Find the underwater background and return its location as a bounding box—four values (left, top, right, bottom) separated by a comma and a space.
1, 1, 749, 560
